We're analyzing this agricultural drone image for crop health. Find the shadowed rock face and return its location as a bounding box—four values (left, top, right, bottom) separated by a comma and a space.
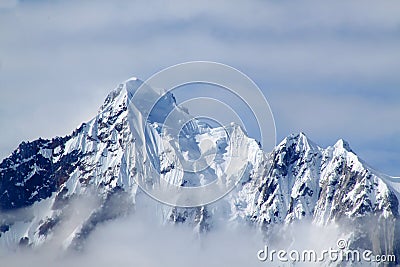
0, 79, 398, 263
0, 136, 80, 210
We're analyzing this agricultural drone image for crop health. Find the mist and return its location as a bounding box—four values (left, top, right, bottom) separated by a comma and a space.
0, 194, 353, 267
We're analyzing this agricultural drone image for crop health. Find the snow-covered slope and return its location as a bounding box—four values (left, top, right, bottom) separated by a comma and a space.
0, 78, 399, 258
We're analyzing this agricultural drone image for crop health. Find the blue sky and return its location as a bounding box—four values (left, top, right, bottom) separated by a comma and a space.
0, 0, 399, 175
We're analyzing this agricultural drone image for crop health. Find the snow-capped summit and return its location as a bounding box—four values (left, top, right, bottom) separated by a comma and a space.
0, 77, 399, 260
334, 138, 353, 153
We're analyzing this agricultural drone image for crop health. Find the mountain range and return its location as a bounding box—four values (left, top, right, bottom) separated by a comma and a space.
0, 77, 399, 265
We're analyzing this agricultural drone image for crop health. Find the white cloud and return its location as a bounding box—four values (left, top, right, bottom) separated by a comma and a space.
0, 200, 348, 267
0, 0, 17, 9
0, 0, 399, 174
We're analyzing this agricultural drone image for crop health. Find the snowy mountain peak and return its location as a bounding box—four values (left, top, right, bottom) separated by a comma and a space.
99, 77, 143, 114
98, 77, 178, 127
275, 132, 319, 154
334, 138, 353, 153
0, 77, 399, 260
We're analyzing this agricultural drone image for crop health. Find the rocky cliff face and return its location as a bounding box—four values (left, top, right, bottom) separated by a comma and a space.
0, 77, 398, 262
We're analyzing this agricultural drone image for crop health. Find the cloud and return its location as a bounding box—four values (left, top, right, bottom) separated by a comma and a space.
0, 0, 399, 175
0, 187, 392, 267
0, 198, 265, 267
0, 0, 17, 9
0, 199, 348, 267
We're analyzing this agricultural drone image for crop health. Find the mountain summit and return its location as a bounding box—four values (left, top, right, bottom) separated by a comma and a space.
0, 78, 399, 261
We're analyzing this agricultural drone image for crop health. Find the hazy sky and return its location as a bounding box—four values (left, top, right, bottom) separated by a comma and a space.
0, 0, 399, 175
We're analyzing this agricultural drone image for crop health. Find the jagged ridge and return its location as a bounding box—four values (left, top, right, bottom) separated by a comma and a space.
0, 78, 398, 260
